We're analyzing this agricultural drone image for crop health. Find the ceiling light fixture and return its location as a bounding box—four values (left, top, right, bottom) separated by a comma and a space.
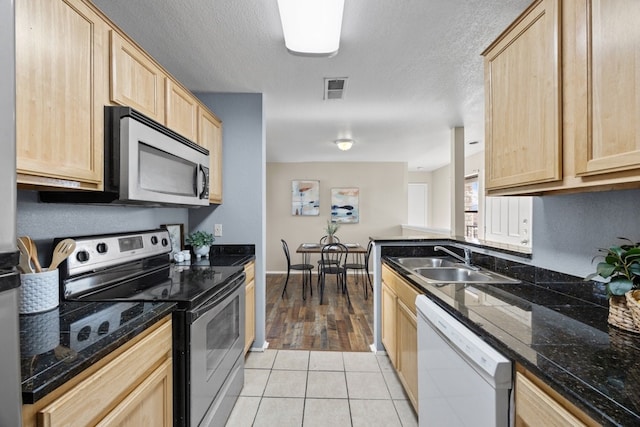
335, 138, 354, 151
277, 0, 345, 57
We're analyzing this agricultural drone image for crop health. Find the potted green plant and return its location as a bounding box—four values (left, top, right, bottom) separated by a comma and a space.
587, 238, 640, 332
325, 220, 340, 243
186, 230, 215, 259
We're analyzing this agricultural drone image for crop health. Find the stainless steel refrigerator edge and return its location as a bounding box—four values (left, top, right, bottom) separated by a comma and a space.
0, 0, 24, 425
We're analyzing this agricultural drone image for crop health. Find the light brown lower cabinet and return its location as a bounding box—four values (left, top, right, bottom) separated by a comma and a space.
22, 316, 173, 427
381, 264, 420, 412
244, 261, 256, 354
515, 365, 598, 427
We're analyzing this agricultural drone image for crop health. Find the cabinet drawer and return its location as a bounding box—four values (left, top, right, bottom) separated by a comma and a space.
382, 265, 420, 314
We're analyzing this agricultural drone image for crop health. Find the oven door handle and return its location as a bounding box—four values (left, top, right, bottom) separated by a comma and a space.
190, 275, 244, 322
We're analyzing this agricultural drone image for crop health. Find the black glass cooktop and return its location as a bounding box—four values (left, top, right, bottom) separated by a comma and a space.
68, 264, 244, 309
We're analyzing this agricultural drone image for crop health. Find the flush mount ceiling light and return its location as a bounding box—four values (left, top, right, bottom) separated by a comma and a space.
277, 0, 345, 57
335, 138, 354, 151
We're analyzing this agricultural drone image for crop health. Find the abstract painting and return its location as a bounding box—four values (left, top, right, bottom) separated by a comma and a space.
292, 180, 320, 216
331, 188, 359, 223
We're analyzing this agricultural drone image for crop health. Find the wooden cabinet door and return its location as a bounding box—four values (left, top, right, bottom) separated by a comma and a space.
198, 106, 223, 204
165, 80, 198, 141
244, 262, 256, 354
515, 372, 586, 427
96, 359, 173, 427
16, 0, 108, 189
574, 0, 640, 176
110, 30, 165, 123
397, 300, 418, 411
37, 318, 172, 427
381, 280, 398, 367
483, 0, 562, 190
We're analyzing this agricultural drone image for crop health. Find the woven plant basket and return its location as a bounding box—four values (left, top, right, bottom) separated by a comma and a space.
625, 289, 640, 331
608, 295, 639, 333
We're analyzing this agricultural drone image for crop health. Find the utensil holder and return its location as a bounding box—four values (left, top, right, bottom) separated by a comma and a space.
20, 308, 60, 355
19, 268, 59, 314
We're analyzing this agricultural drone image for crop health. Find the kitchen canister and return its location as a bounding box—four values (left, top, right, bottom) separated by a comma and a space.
19, 268, 60, 314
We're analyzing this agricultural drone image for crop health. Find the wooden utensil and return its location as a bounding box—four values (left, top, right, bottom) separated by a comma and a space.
26, 236, 42, 273
17, 238, 34, 274
48, 239, 76, 270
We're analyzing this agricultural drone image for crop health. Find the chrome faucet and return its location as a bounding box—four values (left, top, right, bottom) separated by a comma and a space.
434, 246, 478, 269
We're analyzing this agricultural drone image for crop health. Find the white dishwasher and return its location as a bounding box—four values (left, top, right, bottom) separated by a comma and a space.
416, 295, 512, 427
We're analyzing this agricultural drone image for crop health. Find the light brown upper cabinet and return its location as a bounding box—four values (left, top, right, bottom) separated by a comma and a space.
483, 0, 562, 192
197, 106, 223, 204
110, 31, 166, 123
484, 0, 640, 196
573, 0, 640, 178
166, 80, 199, 142
16, 0, 224, 196
16, 0, 110, 190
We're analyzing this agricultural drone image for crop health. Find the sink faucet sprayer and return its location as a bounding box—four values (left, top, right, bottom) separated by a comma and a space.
434, 246, 478, 270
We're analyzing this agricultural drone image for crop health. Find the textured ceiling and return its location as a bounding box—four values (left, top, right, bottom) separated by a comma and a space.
92, 0, 531, 171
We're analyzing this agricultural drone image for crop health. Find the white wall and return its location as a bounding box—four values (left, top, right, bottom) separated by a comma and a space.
267, 162, 407, 272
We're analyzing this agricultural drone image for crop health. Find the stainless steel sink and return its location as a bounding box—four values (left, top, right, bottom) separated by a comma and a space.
414, 267, 492, 283
412, 267, 520, 284
390, 256, 520, 284
393, 257, 458, 269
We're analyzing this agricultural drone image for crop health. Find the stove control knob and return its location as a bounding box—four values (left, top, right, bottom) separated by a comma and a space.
76, 250, 90, 263
161, 238, 169, 247
151, 236, 158, 245
96, 242, 108, 254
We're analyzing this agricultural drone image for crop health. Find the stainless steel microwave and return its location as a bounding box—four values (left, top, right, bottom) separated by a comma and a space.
41, 106, 210, 207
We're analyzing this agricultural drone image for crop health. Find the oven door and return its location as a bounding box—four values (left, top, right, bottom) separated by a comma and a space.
189, 276, 245, 426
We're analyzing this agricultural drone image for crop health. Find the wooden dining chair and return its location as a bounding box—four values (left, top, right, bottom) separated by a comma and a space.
344, 240, 373, 299
318, 243, 350, 306
281, 239, 314, 300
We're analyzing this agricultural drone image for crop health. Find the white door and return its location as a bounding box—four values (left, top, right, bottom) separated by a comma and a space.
408, 183, 427, 226
484, 196, 532, 248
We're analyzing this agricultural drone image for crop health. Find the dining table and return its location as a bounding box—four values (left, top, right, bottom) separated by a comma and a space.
295, 242, 368, 278
296, 242, 368, 303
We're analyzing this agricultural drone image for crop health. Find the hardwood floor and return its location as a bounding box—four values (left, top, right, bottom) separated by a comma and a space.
265, 273, 374, 352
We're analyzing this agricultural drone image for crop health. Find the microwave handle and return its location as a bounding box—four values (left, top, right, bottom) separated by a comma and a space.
198, 164, 210, 200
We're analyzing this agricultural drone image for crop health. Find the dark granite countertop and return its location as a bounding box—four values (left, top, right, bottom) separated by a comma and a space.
383, 252, 640, 426
20, 300, 175, 403
371, 235, 532, 259
19, 246, 254, 404
183, 244, 255, 266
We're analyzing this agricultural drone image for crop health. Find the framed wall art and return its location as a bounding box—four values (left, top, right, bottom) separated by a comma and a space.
161, 223, 184, 258
292, 180, 320, 216
331, 188, 359, 223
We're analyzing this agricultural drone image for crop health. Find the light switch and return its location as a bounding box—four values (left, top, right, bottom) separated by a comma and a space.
214, 224, 223, 237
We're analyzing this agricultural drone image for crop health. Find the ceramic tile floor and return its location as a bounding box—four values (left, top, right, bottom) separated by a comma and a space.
226, 349, 418, 427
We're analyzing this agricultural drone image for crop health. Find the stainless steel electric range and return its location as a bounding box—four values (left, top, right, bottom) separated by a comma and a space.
57, 229, 246, 427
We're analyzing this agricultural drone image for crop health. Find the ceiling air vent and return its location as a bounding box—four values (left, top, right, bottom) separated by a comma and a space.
324, 77, 347, 100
